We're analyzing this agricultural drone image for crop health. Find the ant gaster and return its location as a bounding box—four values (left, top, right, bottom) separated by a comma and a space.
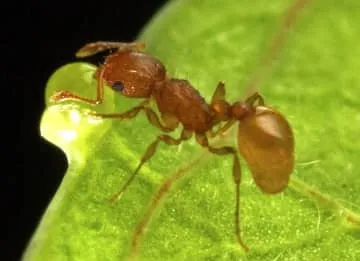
50, 41, 295, 252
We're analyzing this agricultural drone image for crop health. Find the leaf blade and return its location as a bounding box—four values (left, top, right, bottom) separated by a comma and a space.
24, 0, 360, 260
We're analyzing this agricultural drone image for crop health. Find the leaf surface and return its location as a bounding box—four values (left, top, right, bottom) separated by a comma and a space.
24, 0, 360, 260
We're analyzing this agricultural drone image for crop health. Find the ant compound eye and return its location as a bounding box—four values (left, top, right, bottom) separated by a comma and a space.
111, 81, 124, 92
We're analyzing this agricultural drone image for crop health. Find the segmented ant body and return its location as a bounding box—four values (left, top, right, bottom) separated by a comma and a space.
51, 41, 294, 252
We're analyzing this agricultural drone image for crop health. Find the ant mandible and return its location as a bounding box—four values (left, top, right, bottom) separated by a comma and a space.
50, 41, 294, 252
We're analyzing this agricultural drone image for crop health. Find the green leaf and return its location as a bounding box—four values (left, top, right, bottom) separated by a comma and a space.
24, 0, 360, 260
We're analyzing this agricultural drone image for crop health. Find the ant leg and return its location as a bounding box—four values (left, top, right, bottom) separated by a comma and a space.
50, 66, 105, 105
76, 41, 145, 58
245, 92, 265, 106
195, 133, 249, 252
87, 102, 174, 133
161, 113, 179, 131
245, 0, 312, 91
144, 109, 177, 132
129, 150, 207, 260
207, 119, 236, 138
109, 129, 192, 203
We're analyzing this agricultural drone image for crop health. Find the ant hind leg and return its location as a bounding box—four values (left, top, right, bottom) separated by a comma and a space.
207, 119, 236, 138
195, 133, 249, 252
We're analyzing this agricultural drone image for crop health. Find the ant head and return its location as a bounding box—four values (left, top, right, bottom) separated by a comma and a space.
101, 51, 166, 98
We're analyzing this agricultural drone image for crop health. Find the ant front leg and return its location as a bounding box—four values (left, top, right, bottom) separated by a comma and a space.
50, 66, 106, 105
195, 133, 249, 252
76, 41, 145, 58
109, 129, 193, 203
87, 101, 174, 133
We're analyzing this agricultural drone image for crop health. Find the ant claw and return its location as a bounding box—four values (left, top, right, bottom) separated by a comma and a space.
85, 111, 102, 119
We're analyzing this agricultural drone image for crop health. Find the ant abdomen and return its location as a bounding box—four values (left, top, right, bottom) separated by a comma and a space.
238, 106, 294, 194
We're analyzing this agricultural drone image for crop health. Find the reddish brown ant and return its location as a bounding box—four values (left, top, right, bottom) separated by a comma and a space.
50, 41, 294, 253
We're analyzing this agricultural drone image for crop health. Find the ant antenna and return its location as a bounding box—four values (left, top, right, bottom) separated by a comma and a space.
245, 0, 313, 93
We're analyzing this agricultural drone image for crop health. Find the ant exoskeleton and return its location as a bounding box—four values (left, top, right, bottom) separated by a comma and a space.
50, 41, 294, 253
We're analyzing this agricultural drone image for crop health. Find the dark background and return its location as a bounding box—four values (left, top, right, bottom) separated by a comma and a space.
13, 1, 167, 260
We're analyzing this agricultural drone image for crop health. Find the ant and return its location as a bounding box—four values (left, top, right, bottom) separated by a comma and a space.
50, 41, 294, 253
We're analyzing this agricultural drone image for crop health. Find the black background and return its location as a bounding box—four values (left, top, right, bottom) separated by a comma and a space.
12, 1, 167, 260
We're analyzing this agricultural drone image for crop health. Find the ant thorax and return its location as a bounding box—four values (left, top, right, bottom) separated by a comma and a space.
152, 78, 213, 133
